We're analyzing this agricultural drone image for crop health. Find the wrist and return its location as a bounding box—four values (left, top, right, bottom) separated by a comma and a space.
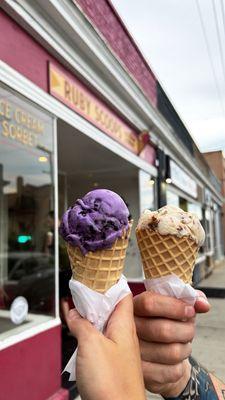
160, 359, 191, 398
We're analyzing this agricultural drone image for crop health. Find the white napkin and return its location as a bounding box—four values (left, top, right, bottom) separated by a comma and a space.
144, 274, 197, 305
64, 275, 131, 381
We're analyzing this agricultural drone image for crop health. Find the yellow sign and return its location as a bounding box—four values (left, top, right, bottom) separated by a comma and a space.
0, 99, 44, 148
49, 63, 139, 153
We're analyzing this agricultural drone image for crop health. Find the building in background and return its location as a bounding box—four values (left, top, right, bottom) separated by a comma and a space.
0, 1, 224, 399
204, 150, 225, 252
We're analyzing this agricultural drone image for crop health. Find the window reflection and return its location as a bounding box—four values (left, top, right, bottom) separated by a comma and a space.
0, 85, 55, 335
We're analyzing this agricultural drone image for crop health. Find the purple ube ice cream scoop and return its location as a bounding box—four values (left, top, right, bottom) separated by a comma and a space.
59, 189, 129, 255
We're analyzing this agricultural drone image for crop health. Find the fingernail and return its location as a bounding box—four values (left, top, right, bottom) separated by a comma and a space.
68, 309, 77, 320
197, 296, 210, 305
196, 290, 207, 299
185, 306, 195, 318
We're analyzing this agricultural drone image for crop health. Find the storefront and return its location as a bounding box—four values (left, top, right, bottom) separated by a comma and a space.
0, 67, 157, 400
0, 1, 224, 399
164, 156, 223, 282
204, 188, 224, 265
0, 5, 157, 398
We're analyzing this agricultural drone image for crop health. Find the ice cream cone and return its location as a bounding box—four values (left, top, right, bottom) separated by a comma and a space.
67, 223, 132, 293
136, 229, 199, 284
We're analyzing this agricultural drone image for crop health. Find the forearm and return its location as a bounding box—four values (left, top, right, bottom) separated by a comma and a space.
164, 357, 225, 400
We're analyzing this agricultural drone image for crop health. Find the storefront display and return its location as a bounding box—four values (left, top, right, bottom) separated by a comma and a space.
0, 84, 56, 340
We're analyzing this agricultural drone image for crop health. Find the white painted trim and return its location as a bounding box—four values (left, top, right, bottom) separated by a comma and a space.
205, 250, 214, 257
0, 61, 157, 176
196, 255, 206, 264
166, 184, 201, 204
53, 117, 60, 319
1, 0, 223, 203
0, 317, 61, 351
128, 277, 144, 283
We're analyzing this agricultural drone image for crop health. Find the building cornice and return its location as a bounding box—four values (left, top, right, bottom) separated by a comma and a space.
1, 0, 224, 203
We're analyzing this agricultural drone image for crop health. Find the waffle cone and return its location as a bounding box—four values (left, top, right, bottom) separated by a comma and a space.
67, 223, 132, 293
136, 229, 199, 284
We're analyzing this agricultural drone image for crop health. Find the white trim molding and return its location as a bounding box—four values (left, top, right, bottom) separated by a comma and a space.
196, 255, 206, 264
53, 117, 60, 319
0, 317, 61, 351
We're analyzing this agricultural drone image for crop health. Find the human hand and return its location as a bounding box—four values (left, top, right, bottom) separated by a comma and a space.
134, 290, 210, 397
64, 294, 146, 400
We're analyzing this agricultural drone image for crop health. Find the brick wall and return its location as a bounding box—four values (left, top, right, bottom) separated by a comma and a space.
204, 151, 224, 184
74, 0, 157, 107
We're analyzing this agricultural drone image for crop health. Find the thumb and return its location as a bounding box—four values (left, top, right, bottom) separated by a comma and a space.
66, 307, 96, 343
195, 290, 211, 313
105, 294, 134, 340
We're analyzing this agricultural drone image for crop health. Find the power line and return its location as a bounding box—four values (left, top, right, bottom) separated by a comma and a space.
212, 0, 225, 86
196, 0, 225, 115
220, 0, 225, 43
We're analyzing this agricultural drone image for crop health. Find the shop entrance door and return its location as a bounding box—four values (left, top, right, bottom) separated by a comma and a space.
57, 119, 141, 393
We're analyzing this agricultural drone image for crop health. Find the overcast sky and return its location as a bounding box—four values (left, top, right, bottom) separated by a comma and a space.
112, 0, 225, 153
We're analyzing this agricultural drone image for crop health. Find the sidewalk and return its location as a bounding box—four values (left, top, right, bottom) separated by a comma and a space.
198, 259, 225, 289
192, 260, 225, 381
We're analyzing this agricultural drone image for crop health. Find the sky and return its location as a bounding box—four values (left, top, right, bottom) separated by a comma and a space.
112, 0, 225, 153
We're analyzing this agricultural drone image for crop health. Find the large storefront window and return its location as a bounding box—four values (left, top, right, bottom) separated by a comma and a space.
187, 202, 204, 253
0, 85, 55, 340
139, 170, 156, 212
166, 190, 179, 207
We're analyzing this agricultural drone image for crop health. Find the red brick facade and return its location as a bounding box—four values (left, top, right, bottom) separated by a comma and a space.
74, 0, 157, 107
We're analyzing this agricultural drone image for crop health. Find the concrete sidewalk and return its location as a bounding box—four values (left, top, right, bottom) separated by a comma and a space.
193, 260, 225, 381
198, 260, 225, 289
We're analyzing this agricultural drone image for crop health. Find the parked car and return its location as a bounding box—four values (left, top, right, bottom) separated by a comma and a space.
2, 252, 55, 314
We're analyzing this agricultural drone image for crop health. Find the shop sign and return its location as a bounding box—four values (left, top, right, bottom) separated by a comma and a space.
170, 160, 197, 198
49, 63, 139, 154
0, 98, 44, 148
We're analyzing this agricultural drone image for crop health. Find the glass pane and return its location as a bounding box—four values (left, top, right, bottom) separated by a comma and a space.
166, 190, 179, 207
139, 170, 155, 212
187, 202, 204, 253
0, 85, 55, 339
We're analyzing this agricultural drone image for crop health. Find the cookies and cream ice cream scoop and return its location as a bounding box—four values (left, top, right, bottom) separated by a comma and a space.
137, 205, 205, 246
136, 205, 205, 284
